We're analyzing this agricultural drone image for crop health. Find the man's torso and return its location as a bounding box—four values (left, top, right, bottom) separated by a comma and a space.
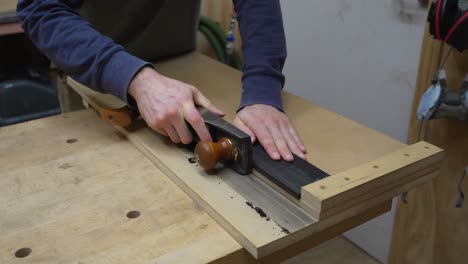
78, 0, 201, 61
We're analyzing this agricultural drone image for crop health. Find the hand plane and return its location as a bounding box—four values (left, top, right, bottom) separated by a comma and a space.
89, 102, 253, 174
192, 108, 252, 175
90, 103, 329, 199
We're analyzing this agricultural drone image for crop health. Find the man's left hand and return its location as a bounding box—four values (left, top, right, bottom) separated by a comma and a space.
233, 104, 307, 162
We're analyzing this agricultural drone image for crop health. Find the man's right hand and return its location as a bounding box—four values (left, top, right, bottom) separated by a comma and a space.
128, 67, 224, 144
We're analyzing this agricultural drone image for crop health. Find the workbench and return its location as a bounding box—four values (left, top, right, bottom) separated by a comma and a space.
0, 53, 442, 263
0, 108, 378, 263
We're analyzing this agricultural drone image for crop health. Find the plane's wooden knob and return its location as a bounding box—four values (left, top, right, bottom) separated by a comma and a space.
195, 138, 234, 171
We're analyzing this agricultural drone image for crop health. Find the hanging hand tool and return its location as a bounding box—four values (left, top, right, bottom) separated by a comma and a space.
419, 0, 468, 121
417, 69, 468, 121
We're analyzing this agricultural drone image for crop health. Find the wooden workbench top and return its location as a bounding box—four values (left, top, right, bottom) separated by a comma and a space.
0, 110, 378, 263
0, 110, 244, 263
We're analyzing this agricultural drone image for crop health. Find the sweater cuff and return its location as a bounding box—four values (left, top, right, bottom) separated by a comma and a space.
101, 50, 153, 105
238, 75, 283, 111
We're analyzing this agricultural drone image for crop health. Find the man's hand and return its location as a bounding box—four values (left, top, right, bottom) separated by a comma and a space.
233, 104, 306, 162
128, 67, 224, 144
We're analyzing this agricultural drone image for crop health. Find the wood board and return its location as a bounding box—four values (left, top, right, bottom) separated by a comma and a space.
389, 21, 468, 264
301, 142, 443, 219
67, 53, 444, 258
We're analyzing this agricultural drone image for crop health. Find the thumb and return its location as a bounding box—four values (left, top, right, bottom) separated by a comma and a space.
233, 117, 256, 144
192, 88, 225, 117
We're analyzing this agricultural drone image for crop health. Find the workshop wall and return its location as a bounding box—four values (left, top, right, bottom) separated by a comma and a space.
280, 0, 427, 262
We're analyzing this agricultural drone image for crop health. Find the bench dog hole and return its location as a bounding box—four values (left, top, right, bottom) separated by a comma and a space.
126, 211, 141, 219
66, 138, 78, 144
15, 248, 32, 258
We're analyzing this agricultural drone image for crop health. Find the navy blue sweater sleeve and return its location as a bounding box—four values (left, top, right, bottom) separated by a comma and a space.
17, 0, 151, 104
233, 0, 287, 111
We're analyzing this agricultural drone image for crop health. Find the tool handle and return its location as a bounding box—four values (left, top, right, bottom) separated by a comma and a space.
87, 101, 137, 127
195, 138, 234, 171
98, 107, 137, 127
